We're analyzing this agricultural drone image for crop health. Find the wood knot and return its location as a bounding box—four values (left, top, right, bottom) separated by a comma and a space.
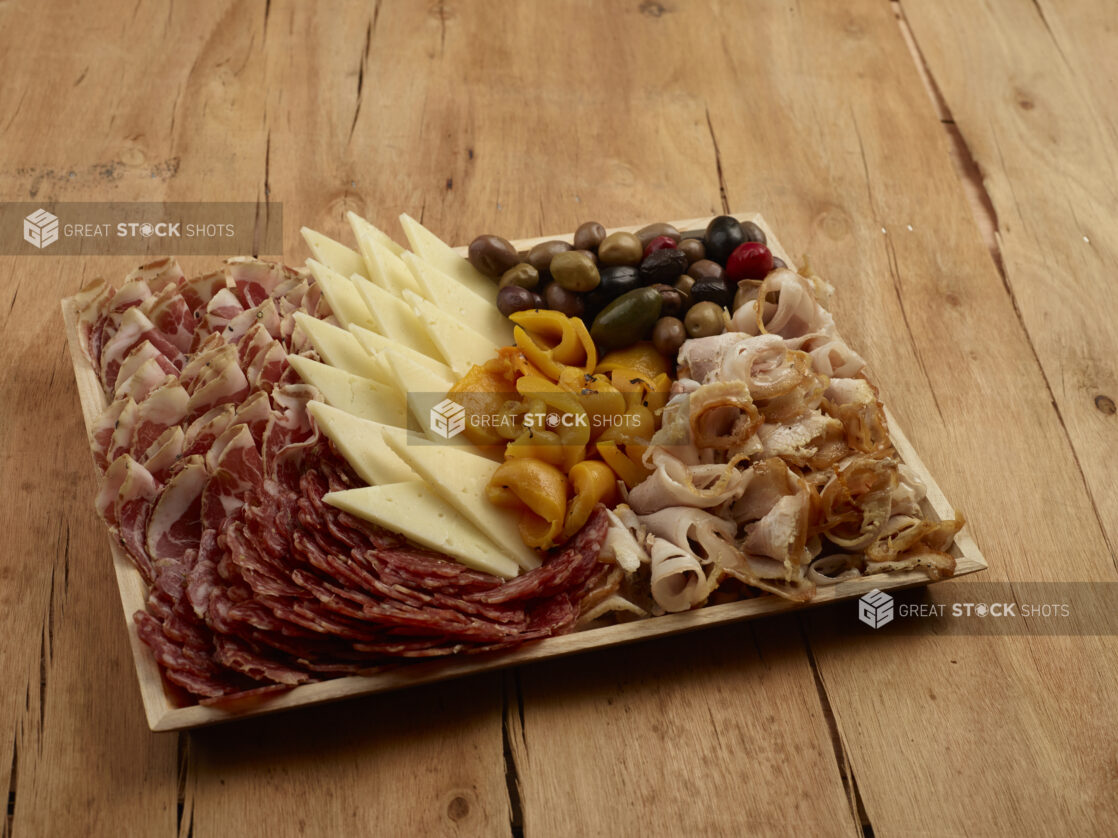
639, 1, 667, 17
1095, 394, 1116, 416
447, 795, 470, 822
944, 292, 962, 307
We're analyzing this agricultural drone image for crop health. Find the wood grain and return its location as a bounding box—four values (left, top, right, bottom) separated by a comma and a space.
3, 0, 1117, 835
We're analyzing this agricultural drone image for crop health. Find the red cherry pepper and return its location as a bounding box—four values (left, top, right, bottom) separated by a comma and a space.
643, 235, 677, 259
725, 242, 773, 281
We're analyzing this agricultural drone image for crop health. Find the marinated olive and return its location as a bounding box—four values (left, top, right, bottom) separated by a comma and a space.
677, 238, 705, 264
550, 250, 600, 292
687, 259, 725, 282
650, 283, 685, 317
725, 242, 773, 282
573, 221, 607, 251
684, 301, 725, 338
527, 240, 572, 274
690, 277, 734, 309
590, 287, 663, 352
497, 285, 543, 317
468, 234, 521, 278
639, 248, 688, 286
499, 262, 540, 290
545, 282, 585, 317
704, 215, 746, 264
636, 222, 681, 248
673, 274, 695, 304
740, 220, 767, 245
598, 265, 642, 299
652, 316, 687, 357
597, 231, 643, 266
643, 235, 678, 259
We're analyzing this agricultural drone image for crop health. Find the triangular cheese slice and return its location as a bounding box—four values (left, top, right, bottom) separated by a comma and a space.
287, 355, 406, 426
398, 213, 495, 301
402, 252, 511, 346
325, 483, 519, 579
292, 312, 390, 384
382, 349, 457, 439
346, 211, 405, 257
301, 227, 367, 281
382, 432, 542, 570
307, 401, 414, 484
348, 213, 425, 297
402, 289, 501, 377
305, 259, 379, 333
348, 324, 456, 383
349, 275, 443, 360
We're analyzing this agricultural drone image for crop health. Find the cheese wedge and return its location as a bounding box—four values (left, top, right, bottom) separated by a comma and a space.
325, 483, 519, 579
301, 227, 368, 281
398, 213, 495, 301
382, 432, 542, 570
287, 355, 406, 427
349, 216, 425, 297
402, 289, 501, 377
346, 211, 405, 258
305, 259, 379, 333
293, 312, 390, 384
402, 252, 511, 345
348, 324, 456, 383
307, 401, 414, 485
382, 350, 458, 439
349, 275, 443, 360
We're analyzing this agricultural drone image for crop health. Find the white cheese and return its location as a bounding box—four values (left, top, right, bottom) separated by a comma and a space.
349, 275, 443, 360
398, 213, 495, 302
349, 214, 425, 297
306, 401, 414, 484
402, 289, 500, 377
287, 355, 406, 427
348, 324, 456, 383
381, 349, 458, 440
403, 252, 511, 346
305, 259, 379, 333
301, 227, 368, 281
382, 432, 542, 570
324, 483, 520, 579
292, 312, 390, 384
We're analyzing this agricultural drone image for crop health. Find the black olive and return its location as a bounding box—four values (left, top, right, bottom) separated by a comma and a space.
690, 277, 734, 309
597, 265, 643, 299
704, 215, 746, 265
638, 248, 688, 286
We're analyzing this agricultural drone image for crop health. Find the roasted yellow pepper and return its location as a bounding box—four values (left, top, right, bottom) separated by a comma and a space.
487, 458, 568, 550
563, 460, 619, 539
511, 309, 597, 380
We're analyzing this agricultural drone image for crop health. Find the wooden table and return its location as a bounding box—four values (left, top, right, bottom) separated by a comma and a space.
2, 1, 1115, 835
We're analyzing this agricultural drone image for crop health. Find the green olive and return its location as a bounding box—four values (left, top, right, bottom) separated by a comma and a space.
590, 287, 663, 352
527, 240, 572, 274
687, 259, 724, 281
597, 231, 643, 266
550, 250, 600, 292
652, 316, 687, 357
673, 273, 695, 305
684, 301, 725, 338
573, 221, 607, 251
636, 222, 681, 248
499, 262, 540, 291
677, 238, 705, 264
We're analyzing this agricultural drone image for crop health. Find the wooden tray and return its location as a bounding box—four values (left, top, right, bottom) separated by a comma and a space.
62, 213, 987, 731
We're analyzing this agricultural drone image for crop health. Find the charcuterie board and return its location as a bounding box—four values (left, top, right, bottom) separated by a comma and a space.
63, 213, 986, 731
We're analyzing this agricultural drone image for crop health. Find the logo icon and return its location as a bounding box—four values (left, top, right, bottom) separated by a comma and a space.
23, 208, 59, 249
429, 398, 466, 440
858, 588, 894, 629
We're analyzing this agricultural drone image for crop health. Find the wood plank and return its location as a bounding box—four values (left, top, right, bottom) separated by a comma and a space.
901, 0, 1118, 558
185, 676, 512, 838
686, 0, 1118, 834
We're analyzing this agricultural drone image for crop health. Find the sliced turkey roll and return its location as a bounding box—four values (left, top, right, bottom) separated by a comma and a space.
648, 536, 708, 613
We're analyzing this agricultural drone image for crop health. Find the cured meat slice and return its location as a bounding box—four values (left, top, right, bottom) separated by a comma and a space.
225, 298, 280, 345
89, 398, 130, 471
236, 323, 275, 368
227, 259, 291, 309
71, 278, 113, 369
114, 358, 171, 404
180, 269, 231, 317
96, 455, 161, 582
201, 288, 245, 337
245, 340, 286, 391
146, 457, 208, 563
144, 282, 195, 353
125, 257, 185, 295
114, 341, 178, 396
106, 398, 139, 464
141, 426, 185, 481
185, 356, 249, 419
130, 382, 190, 460
179, 343, 238, 394
101, 307, 184, 392
182, 404, 236, 458
232, 391, 272, 447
